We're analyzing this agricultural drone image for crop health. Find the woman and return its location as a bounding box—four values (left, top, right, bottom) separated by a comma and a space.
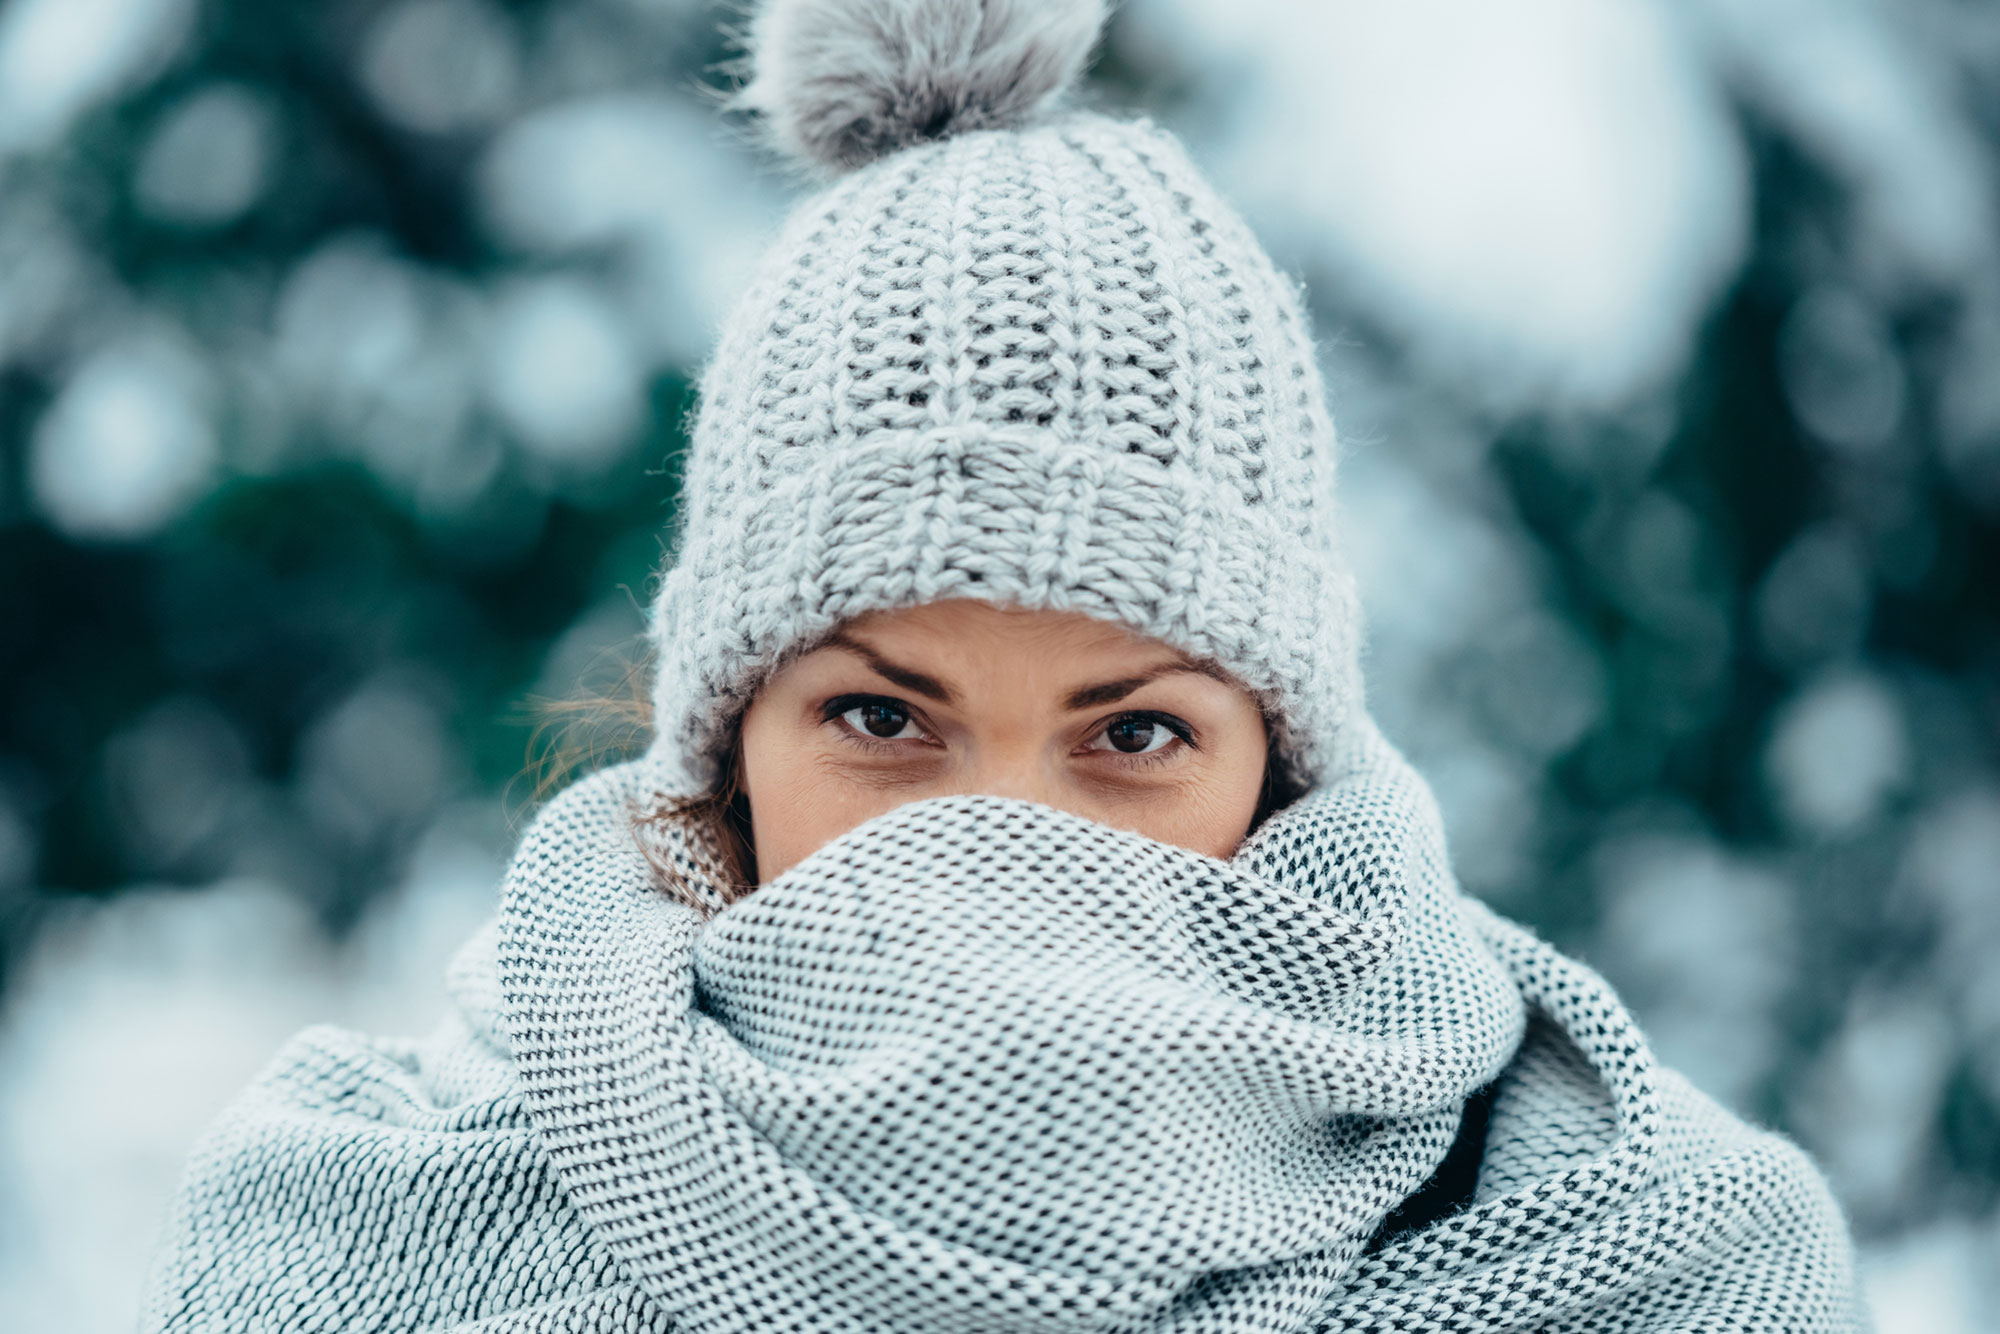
142, 1, 1870, 1329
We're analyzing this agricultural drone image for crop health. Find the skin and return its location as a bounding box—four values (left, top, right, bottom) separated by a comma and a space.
734, 598, 1272, 885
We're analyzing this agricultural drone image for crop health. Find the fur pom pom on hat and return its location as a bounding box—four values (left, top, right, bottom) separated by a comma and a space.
737, 0, 1110, 172
646, 0, 1362, 795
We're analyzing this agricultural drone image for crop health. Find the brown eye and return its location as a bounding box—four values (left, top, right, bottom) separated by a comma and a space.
839, 700, 921, 740
1088, 714, 1178, 756
1108, 717, 1159, 753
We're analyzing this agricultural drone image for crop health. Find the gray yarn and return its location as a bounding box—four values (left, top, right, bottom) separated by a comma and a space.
141, 720, 1870, 1332
737, 0, 1111, 172
646, 103, 1361, 797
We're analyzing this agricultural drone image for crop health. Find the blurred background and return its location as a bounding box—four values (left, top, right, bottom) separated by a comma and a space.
0, 0, 1995, 1327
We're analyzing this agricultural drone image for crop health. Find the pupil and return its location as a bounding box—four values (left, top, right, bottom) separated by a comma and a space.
1109, 718, 1156, 753
862, 703, 907, 738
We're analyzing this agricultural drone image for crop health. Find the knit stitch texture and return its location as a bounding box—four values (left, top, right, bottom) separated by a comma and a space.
646, 107, 1360, 795
140, 720, 1870, 1332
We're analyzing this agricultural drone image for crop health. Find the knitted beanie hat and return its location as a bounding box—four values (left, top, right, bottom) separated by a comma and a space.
646, 0, 1361, 796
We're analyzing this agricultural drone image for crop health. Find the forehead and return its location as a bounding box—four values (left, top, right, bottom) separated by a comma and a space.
837, 600, 1178, 656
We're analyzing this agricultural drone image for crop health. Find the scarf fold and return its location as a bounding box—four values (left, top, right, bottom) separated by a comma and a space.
141, 720, 1872, 1333
498, 717, 1524, 1332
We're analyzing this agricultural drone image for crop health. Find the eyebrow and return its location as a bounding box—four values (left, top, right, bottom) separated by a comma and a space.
824, 631, 958, 704
822, 630, 1235, 711
1060, 661, 1232, 710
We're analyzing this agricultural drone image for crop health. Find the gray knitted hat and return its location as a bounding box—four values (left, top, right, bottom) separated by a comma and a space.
646, 0, 1361, 795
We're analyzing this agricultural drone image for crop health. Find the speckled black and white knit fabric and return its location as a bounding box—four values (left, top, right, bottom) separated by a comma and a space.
141, 721, 1870, 1332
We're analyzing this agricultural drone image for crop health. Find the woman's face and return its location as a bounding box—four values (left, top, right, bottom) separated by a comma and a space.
735, 599, 1272, 884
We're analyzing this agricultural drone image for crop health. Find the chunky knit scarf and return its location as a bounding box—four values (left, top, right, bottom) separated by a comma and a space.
142, 721, 1870, 1331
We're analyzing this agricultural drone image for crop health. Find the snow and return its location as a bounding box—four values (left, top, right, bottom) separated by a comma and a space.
0, 815, 502, 1332
134, 83, 280, 230
28, 334, 218, 542
1130, 0, 1748, 406
0, 0, 193, 156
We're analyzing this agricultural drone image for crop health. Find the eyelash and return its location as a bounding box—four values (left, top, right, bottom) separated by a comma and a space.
822, 695, 933, 752
1087, 711, 1198, 767
819, 695, 1197, 767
